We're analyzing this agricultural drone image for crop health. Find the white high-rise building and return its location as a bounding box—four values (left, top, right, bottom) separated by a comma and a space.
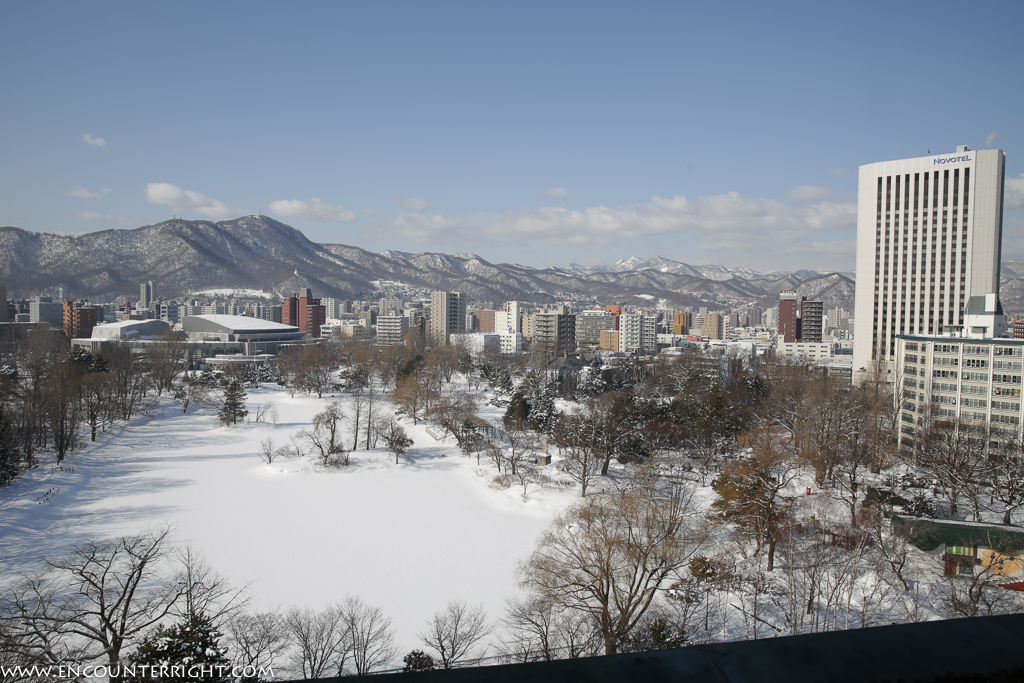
618, 313, 657, 353
852, 145, 1006, 384
494, 300, 521, 334
375, 315, 409, 347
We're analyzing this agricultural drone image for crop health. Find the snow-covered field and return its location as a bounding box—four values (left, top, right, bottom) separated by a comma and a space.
0, 387, 577, 657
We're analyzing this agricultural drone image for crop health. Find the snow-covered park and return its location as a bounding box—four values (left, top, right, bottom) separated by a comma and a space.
4, 356, 1024, 678
0, 385, 577, 661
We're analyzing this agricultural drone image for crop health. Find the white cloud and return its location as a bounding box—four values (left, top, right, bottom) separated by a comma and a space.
144, 182, 238, 220
363, 208, 374, 216
76, 211, 137, 227
381, 191, 857, 265
67, 186, 112, 199
543, 186, 570, 199
829, 168, 848, 177
268, 198, 357, 223
986, 131, 998, 149
397, 197, 430, 211
787, 185, 835, 203
1005, 173, 1024, 211
82, 134, 106, 147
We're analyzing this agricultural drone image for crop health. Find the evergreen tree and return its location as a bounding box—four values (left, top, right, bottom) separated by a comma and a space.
496, 369, 514, 397
218, 380, 248, 426
503, 391, 530, 429
527, 378, 558, 433
126, 613, 232, 683
402, 649, 435, 672
576, 365, 607, 398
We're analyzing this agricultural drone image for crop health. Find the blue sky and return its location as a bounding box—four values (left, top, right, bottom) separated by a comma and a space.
2, 1, 1022, 272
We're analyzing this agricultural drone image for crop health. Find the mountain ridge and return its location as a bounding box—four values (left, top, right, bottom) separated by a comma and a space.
1, 216, 860, 310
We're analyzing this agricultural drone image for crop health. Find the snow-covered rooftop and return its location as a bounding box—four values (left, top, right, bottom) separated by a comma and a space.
90, 319, 170, 339
183, 314, 300, 334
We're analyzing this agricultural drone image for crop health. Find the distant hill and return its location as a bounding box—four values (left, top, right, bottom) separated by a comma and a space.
0, 216, 856, 310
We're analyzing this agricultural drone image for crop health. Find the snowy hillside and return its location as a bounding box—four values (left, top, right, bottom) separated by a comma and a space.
0, 217, 856, 309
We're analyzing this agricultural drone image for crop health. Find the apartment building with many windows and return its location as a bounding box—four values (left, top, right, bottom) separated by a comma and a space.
429, 291, 466, 345
895, 294, 1017, 448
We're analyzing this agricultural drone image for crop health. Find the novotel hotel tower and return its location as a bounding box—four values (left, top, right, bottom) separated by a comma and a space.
852, 146, 1006, 384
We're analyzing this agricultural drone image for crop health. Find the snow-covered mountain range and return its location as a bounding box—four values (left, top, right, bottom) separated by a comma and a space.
0, 216, 860, 309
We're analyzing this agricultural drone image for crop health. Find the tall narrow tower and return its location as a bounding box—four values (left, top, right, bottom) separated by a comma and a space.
852, 146, 1005, 384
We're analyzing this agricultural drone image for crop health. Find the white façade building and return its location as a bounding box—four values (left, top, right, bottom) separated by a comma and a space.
853, 146, 1006, 385
895, 295, 1019, 449
181, 315, 306, 354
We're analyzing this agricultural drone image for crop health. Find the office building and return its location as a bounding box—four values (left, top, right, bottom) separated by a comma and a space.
429, 291, 466, 345
63, 301, 98, 339
778, 291, 799, 343
896, 295, 1018, 448
494, 301, 522, 334
853, 146, 1006, 384
672, 312, 693, 335
375, 315, 409, 348
282, 287, 327, 338
576, 309, 617, 349
30, 296, 64, 328
701, 312, 724, 341
620, 312, 657, 351
800, 300, 824, 344
532, 312, 576, 356
599, 329, 620, 352
139, 281, 153, 309
476, 308, 496, 334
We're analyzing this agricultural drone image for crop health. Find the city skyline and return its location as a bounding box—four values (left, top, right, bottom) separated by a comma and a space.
2, 2, 1022, 272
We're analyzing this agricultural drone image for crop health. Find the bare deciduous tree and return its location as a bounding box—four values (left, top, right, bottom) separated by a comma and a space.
303, 401, 347, 466
0, 528, 184, 674
146, 330, 191, 397
259, 436, 278, 465
501, 424, 537, 477
915, 419, 988, 519
988, 431, 1024, 525
554, 412, 602, 496
519, 487, 702, 655
172, 543, 249, 623
284, 605, 350, 679
380, 418, 414, 464
376, 345, 413, 391
342, 595, 397, 676
226, 611, 288, 682
175, 373, 212, 413
393, 376, 434, 425
418, 600, 490, 669
80, 371, 114, 441
498, 596, 600, 663
711, 422, 797, 571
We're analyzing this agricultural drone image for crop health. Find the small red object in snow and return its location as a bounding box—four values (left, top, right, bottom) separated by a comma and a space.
806, 487, 812, 495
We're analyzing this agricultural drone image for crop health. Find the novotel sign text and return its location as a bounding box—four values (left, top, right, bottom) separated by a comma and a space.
934, 155, 971, 165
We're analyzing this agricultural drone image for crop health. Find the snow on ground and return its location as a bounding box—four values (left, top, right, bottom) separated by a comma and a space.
0, 386, 577, 658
